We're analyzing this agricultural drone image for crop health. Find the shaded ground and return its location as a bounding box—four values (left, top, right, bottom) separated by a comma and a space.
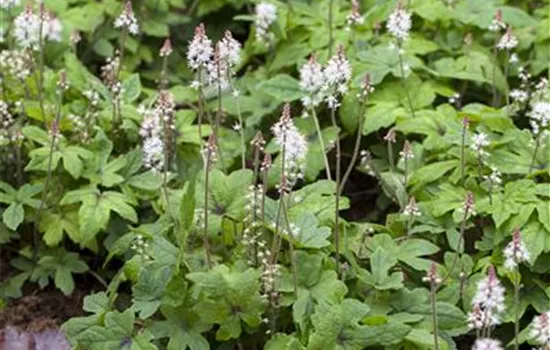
0, 289, 84, 332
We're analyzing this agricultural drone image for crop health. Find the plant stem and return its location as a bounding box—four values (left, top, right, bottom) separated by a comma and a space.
197, 67, 205, 140
340, 98, 367, 193
529, 135, 540, 173
328, 0, 334, 57
33, 81, 65, 261
388, 141, 395, 172
440, 207, 469, 284
113, 29, 128, 128
504, 49, 510, 116
491, 39, 498, 106
460, 122, 467, 186
430, 282, 440, 350
36, 10, 46, 127
203, 157, 213, 268
329, 107, 341, 276
403, 157, 409, 187
228, 74, 246, 170
513, 277, 521, 350
397, 49, 416, 118
311, 107, 332, 180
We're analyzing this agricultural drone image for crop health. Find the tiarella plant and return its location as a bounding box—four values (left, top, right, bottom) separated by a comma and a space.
0, 1, 549, 350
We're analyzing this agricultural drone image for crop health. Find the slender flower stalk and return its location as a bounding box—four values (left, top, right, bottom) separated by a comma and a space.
460, 117, 469, 186
503, 228, 530, 350
33, 71, 68, 260
403, 196, 421, 235
159, 38, 172, 89
328, 0, 334, 56
299, 54, 331, 179
400, 140, 413, 186
423, 262, 441, 350
340, 74, 374, 193
201, 133, 217, 268
441, 192, 475, 284
489, 9, 505, 106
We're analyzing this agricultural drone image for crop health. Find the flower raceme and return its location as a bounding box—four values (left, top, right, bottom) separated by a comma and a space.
472, 338, 503, 350
386, 3, 412, 42
271, 104, 308, 188
114, 1, 139, 35
467, 266, 506, 331
13, 6, 40, 49
187, 23, 213, 71
503, 228, 530, 270
255, 2, 277, 42
531, 311, 550, 348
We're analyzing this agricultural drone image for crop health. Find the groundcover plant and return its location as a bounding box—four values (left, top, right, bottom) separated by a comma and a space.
0, 0, 549, 349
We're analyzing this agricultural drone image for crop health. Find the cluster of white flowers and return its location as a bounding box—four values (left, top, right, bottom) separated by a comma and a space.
496, 27, 518, 51
43, 12, 63, 42
528, 101, 550, 137
271, 104, 308, 190
12, 5, 65, 49
399, 140, 414, 160
0, 100, 16, 144
531, 311, 550, 348
386, 4, 412, 42
13, 6, 40, 49
488, 10, 506, 32
114, 1, 139, 35
299, 55, 325, 107
217, 30, 241, 69
0, 0, 20, 9
468, 266, 505, 332
0, 49, 32, 80
483, 167, 502, 187
470, 132, 490, 157
403, 196, 421, 217
187, 23, 213, 71
323, 46, 352, 109
139, 91, 176, 171
130, 235, 152, 261
472, 338, 503, 350
100, 55, 120, 88
243, 184, 267, 265
448, 93, 460, 106
503, 228, 530, 270
255, 2, 277, 42
360, 150, 376, 177
510, 89, 529, 103
345, 0, 364, 30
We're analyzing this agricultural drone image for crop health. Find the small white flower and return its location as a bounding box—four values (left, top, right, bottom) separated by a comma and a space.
386, 4, 412, 41
530, 311, 550, 347
449, 93, 460, 105
232, 122, 242, 132
399, 140, 414, 160
503, 229, 530, 270
346, 0, 364, 28
488, 10, 506, 32
483, 167, 502, 186
403, 196, 421, 217
114, 1, 139, 35
470, 132, 490, 157
496, 27, 518, 51
472, 338, 503, 350
143, 136, 164, 171
13, 6, 40, 50
528, 101, 550, 136
187, 23, 213, 70
510, 89, 529, 103
255, 2, 277, 42
509, 53, 519, 64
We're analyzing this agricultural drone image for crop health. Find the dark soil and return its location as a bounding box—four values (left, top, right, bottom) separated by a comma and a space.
0, 288, 84, 332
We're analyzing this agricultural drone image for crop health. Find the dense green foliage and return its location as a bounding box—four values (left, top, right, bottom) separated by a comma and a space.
0, 0, 549, 349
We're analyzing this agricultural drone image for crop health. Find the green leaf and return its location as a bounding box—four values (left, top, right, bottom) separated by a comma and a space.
180, 180, 196, 232
258, 74, 302, 102
291, 212, 331, 249
363, 102, 400, 135
3, 203, 24, 231
409, 160, 458, 187
122, 74, 142, 103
